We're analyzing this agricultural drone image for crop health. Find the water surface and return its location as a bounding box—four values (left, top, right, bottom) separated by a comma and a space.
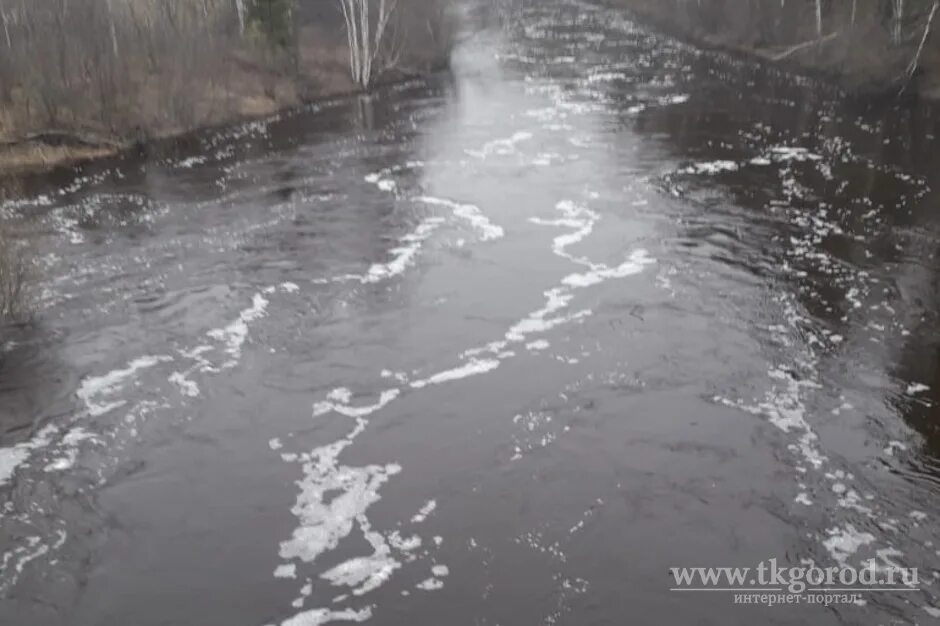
2, 1, 940, 624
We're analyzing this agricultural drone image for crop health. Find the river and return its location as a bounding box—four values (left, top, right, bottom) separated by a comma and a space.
2, 1, 940, 624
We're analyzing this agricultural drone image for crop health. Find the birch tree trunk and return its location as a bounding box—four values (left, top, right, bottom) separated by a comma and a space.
0, 6, 10, 49
235, 0, 245, 34
901, 0, 939, 93
360, 0, 371, 87
894, 0, 906, 44
337, 0, 399, 88
106, 0, 119, 56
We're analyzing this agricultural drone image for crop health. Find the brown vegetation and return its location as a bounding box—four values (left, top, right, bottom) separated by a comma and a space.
609, 0, 940, 95
0, 226, 30, 321
0, 0, 456, 173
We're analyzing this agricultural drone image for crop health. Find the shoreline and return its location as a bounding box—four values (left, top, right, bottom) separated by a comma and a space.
5, 2, 938, 179
606, 1, 940, 103
0, 71, 437, 179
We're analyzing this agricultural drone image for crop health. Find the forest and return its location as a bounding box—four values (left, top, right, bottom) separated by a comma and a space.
0, 0, 455, 172
613, 0, 940, 94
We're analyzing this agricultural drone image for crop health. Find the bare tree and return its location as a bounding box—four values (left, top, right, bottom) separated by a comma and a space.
337, 0, 400, 88
0, 0, 456, 150
894, 0, 906, 44
235, 0, 246, 33
901, 0, 940, 92
0, 227, 30, 321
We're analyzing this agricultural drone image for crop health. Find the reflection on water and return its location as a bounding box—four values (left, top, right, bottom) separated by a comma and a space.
1, 0, 940, 624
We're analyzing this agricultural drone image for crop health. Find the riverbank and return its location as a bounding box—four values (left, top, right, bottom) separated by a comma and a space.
0, 27, 371, 175
0, 0, 456, 177
607, 0, 940, 99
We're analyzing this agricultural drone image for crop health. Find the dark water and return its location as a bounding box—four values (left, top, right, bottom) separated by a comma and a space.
2, 1, 940, 624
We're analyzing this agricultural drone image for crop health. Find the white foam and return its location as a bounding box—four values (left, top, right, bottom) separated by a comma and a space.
360, 218, 444, 283
313, 389, 399, 418
716, 360, 826, 471
587, 71, 624, 83
328, 388, 353, 403
544, 199, 600, 266
411, 500, 437, 523
680, 160, 739, 175
207, 292, 269, 368
388, 532, 422, 552
410, 359, 500, 389
659, 94, 689, 105
823, 525, 875, 563
278, 439, 402, 565
0, 425, 58, 486
768, 146, 823, 162
276, 607, 372, 626
324, 508, 403, 597
0, 448, 31, 487
169, 372, 200, 398
11, 537, 49, 576
466, 131, 533, 159
505, 288, 577, 342
78, 355, 172, 416
417, 196, 504, 241
290, 581, 313, 609
321, 531, 398, 596
177, 156, 207, 169
461, 199, 653, 362
274, 564, 297, 579
267, 189, 656, 620
363, 161, 425, 195
278, 388, 403, 586
416, 577, 444, 591
43, 428, 98, 472
884, 440, 907, 456
272, 385, 415, 621
795, 493, 813, 506
562, 250, 654, 287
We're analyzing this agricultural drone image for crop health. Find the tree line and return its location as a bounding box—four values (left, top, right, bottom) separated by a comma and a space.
0, 0, 455, 145
645, 0, 939, 43
618, 0, 940, 90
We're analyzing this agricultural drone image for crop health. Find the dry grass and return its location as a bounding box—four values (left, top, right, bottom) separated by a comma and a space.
609, 0, 939, 95
0, 227, 30, 321
0, 0, 456, 174
0, 142, 117, 174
